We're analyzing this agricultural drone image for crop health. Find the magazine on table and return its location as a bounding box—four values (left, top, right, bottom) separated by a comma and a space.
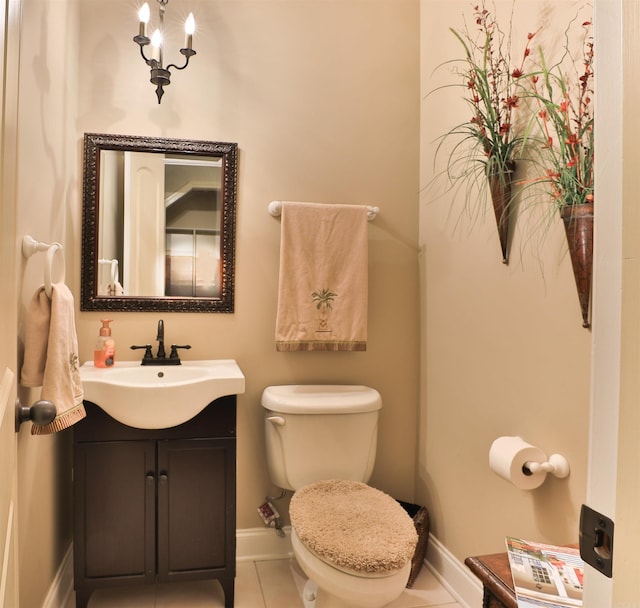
505, 537, 584, 608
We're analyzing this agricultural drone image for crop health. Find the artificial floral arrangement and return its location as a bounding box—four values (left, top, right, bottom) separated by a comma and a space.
526, 17, 594, 211
433, 2, 538, 263
523, 17, 594, 327
432, 3, 595, 326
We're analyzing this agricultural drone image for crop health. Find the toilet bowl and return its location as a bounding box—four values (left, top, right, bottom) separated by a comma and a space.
292, 529, 412, 608
289, 480, 417, 608
261, 386, 418, 608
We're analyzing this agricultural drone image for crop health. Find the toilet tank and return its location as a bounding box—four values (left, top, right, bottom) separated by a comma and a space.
261, 385, 382, 491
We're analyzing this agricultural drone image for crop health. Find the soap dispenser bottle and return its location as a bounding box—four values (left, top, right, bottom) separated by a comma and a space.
94, 319, 115, 368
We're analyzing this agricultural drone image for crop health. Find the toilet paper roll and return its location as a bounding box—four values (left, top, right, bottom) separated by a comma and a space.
489, 436, 547, 490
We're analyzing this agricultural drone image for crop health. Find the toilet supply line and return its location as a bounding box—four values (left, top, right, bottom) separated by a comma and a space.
258, 489, 288, 538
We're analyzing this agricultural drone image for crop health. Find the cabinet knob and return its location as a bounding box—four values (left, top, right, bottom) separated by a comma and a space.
146, 474, 155, 485
159, 473, 168, 486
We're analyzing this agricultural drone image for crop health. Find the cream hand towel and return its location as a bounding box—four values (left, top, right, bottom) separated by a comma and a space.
22, 284, 86, 435
108, 281, 125, 296
275, 202, 368, 351
21, 286, 51, 387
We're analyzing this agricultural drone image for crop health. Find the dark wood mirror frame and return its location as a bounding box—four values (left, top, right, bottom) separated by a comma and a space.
81, 133, 238, 312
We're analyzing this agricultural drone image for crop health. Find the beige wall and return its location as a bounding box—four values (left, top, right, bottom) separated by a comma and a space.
14, 1, 419, 603
15, 0, 599, 601
73, 0, 420, 526
418, 0, 591, 561
15, 1, 419, 601
16, 0, 80, 605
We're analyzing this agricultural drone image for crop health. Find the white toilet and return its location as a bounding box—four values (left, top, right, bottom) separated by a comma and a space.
261, 385, 418, 608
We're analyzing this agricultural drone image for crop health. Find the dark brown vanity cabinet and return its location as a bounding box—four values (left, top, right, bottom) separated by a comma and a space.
73, 397, 236, 608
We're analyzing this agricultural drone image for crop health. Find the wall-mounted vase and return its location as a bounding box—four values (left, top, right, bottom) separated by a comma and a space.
560, 201, 594, 329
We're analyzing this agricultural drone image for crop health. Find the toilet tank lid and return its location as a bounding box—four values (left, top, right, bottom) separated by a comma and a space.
261, 385, 382, 414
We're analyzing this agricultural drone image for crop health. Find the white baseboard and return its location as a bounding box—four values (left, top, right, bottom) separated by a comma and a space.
236, 525, 293, 562
425, 534, 482, 608
237, 526, 483, 608
42, 544, 74, 608
48, 528, 480, 608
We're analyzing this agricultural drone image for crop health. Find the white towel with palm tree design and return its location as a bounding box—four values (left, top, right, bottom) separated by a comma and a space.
275, 201, 368, 351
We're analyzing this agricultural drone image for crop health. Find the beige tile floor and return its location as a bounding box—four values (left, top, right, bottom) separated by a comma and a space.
70, 558, 463, 607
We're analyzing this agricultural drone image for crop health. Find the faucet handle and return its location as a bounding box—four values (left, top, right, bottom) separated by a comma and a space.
131, 344, 153, 361
169, 344, 192, 359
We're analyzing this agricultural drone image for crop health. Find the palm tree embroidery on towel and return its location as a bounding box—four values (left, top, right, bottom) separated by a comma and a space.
311, 289, 337, 332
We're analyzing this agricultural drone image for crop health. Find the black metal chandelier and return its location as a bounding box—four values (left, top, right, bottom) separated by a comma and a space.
133, 0, 196, 104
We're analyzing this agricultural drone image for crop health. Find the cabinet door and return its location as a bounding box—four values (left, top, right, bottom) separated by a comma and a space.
74, 441, 156, 584
157, 438, 235, 580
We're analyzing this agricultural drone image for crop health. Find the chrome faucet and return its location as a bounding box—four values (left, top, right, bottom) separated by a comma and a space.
130, 319, 192, 365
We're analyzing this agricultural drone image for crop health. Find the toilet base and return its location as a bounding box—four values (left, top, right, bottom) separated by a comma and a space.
301, 577, 375, 608
292, 529, 410, 608
301, 575, 405, 608
302, 579, 318, 608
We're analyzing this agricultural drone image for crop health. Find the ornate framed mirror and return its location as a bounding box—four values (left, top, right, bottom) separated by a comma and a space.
81, 133, 238, 312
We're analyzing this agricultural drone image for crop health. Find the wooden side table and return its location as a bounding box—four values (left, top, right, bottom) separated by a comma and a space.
465, 553, 516, 608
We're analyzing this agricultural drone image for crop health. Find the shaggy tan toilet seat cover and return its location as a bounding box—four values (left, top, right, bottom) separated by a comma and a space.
290, 479, 418, 575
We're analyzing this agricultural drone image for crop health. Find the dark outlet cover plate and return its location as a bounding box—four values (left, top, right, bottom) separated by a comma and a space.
579, 504, 614, 578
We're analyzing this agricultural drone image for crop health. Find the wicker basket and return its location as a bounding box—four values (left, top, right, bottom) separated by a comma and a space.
398, 501, 430, 588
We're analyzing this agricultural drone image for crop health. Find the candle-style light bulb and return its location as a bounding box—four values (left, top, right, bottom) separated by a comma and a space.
184, 13, 195, 50
151, 29, 162, 62
138, 3, 150, 38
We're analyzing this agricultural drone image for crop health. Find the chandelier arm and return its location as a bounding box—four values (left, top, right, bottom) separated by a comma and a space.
137, 44, 154, 66
165, 52, 196, 72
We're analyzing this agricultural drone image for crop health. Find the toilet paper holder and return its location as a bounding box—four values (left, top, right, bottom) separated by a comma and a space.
489, 436, 571, 489
522, 453, 570, 479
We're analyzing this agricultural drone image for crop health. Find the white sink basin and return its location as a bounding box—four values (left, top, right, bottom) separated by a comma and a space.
79, 360, 245, 429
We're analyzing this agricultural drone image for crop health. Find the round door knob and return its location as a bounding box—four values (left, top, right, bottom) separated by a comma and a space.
15, 399, 57, 431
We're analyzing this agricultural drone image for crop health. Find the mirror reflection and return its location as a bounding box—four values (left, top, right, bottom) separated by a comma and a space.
99, 151, 222, 298
81, 134, 238, 312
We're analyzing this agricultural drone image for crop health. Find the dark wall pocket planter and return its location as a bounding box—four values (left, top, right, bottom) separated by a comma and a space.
488, 161, 516, 265
560, 201, 594, 329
